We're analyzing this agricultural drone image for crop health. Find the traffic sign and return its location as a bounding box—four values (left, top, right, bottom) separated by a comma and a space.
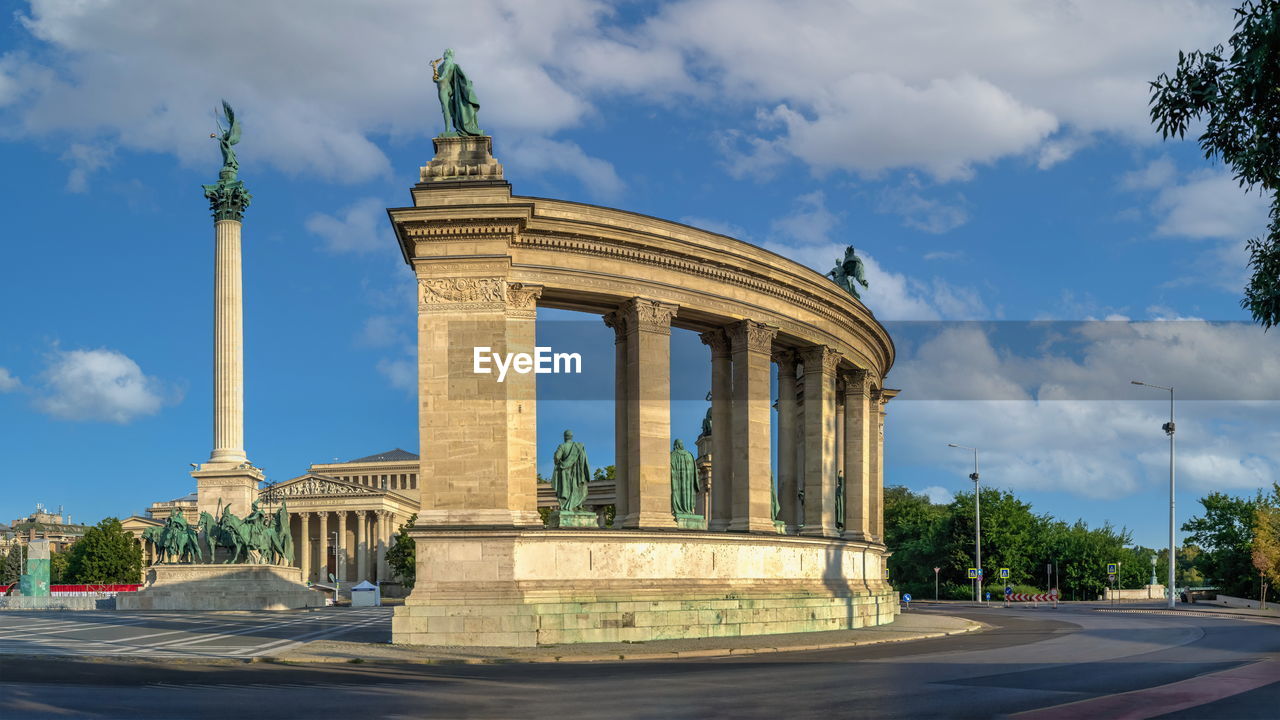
1004, 585, 1013, 596
1106, 562, 1118, 575
977, 568, 984, 576
933, 567, 940, 573
968, 568, 978, 579
1000, 568, 1010, 579
985, 591, 991, 601
1108, 574, 1116, 583
902, 593, 912, 603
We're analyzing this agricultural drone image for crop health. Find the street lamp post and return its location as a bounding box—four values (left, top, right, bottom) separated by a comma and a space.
1132, 380, 1176, 610
948, 444, 981, 603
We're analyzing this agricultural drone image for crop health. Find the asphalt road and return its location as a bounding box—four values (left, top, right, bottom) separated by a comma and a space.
0, 604, 1276, 719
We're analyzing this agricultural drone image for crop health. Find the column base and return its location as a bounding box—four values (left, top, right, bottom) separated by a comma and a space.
416, 509, 544, 529
550, 510, 598, 529
619, 511, 678, 530
708, 519, 731, 532
727, 518, 782, 533
799, 525, 843, 539
842, 530, 875, 542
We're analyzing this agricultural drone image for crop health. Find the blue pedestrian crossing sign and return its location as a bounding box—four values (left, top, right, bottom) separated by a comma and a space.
985, 591, 991, 601
902, 593, 912, 604
1106, 562, 1118, 575
968, 568, 978, 579
999, 568, 1010, 579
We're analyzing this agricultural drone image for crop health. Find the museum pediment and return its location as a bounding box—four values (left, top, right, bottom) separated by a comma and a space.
266, 474, 380, 499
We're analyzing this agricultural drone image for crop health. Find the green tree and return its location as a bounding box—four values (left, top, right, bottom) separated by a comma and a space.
384, 513, 417, 589
593, 465, 616, 482
1150, 0, 1280, 328
2, 545, 25, 588
50, 549, 70, 585
1182, 491, 1268, 597
883, 486, 950, 598
1251, 504, 1280, 604
64, 518, 142, 584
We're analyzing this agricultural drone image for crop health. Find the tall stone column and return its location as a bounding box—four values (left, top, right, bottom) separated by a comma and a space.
872, 389, 898, 542
604, 311, 629, 527
316, 511, 329, 583
415, 274, 543, 528
728, 320, 778, 533
794, 371, 806, 529
300, 512, 312, 579
336, 512, 348, 583
192, 192, 263, 518
376, 510, 389, 581
699, 329, 733, 531
799, 346, 841, 537
775, 350, 798, 533
620, 297, 678, 528
356, 510, 368, 582
842, 370, 873, 541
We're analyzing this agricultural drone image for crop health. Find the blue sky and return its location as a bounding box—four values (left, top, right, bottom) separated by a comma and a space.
2, 1, 1278, 550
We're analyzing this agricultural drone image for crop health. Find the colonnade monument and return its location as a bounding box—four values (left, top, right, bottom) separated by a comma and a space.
390, 52, 899, 646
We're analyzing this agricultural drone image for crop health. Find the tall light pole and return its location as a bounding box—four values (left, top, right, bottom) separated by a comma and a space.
948, 444, 981, 603
1132, 380, 1176, 610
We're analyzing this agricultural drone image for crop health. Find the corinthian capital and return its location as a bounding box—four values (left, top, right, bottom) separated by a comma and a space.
623, 298, 678, 335
728, 320, 778, 355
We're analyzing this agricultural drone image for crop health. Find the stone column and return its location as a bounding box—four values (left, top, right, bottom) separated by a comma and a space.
415, 274, 543, 528
794, 371, 806, 529
376, 510, 389, 581
192, 188, 263, 518
316, 511, 329, 584
728, 320, 778, 533
843, 370, 873, 541
604, 311, 629, 527
800, 346, 841, 537
336, 511, 348, 583
872, 389, 898, 542
300, 512, 312, 580
699, 329, 733, 531
356, 510, 368, 583
620, 298, 678, 529
774, 350, 798, 533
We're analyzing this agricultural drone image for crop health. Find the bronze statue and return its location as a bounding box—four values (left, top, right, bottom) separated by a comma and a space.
209, 100, 241, 177
670, 439, 701, 516
835, 470, 845, 531
552, 429, 591, 512
432, 48, 483, 137
827, 246, 870, 300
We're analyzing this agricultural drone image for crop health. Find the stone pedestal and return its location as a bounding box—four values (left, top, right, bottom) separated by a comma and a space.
420, 135, 504, 183
117, 564, 323, 611
674, 513, 706, 530
192, 463, 264, 520
550, 510, 598, 529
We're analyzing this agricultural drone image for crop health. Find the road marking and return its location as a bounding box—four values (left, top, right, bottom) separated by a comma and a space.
1012, 657, 1280, 719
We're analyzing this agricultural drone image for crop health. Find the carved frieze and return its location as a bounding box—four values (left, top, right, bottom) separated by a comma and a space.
506, 282, 542, 319
419, 277, 506, 312
272, 477, 379, 498
728, 320, 778, 354
623, 298, 677, 335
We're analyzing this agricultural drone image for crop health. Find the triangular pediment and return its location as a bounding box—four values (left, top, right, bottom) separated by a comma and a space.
266, 473, 383, 499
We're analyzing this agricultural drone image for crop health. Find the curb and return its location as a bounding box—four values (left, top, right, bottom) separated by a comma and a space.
269, 620, 987, 665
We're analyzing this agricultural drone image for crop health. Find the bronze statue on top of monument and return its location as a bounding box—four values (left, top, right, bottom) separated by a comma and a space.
431, 48, 483, 137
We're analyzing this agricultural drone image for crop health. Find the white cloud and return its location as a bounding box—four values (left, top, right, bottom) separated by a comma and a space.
1152, 169, 1270, 241
0, 1, 1235, 187
887, 322, 1280, 499
1121, 156, 1177, 191
923, 250, 964, 261
305, 197, 394, 254
770, 190, 840, 244
377, 356, 415, 394
0, 367, 20, 392
503, 136, 623, 200
357, 315, 409, 349
60, 142, 113, 192
35, 348, 173, 423
920, 485, 954, 505
876, 178, 970, 234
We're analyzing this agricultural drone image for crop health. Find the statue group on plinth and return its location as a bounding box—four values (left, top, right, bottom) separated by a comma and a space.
148, 501, 294, 566
828, 245, 870, 300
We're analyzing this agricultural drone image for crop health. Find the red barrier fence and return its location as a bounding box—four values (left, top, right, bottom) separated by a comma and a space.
1008, 590, 1059, 602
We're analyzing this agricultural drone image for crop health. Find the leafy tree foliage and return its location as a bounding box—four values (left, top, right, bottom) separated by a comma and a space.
1251, 504, 1280, 603
1150, 0, 1280, 328
1181, 491, 1269, 597
64, 517, 142, 584
384, 513, 417, 589
2, 545, 25, 588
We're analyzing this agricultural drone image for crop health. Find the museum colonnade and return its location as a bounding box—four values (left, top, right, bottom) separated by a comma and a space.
287, 508, 399, 584
596, 297, 895, 541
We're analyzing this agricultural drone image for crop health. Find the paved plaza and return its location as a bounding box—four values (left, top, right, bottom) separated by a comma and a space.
0, 607, 391, 658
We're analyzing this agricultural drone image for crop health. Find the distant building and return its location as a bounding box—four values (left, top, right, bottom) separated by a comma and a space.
6, 504, 89, 553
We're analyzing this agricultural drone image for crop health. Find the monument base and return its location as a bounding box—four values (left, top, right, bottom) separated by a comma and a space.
674, 513, 706, 530
550, 510, 598, 528
393, 529, 897, 647
117, 564, 323, 611
420, 135, 504, 183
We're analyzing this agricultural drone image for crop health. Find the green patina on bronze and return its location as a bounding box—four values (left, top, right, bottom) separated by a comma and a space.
431, 48, 483, 137
149, 499, 293, 566
552, 429, 591, 512
828, 246, 869, 300
670, 439, 701, 517
201, 100, 252, 222
835, 470, 845, 532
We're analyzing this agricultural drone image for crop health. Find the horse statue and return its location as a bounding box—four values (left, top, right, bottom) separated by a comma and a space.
154, 511, 202, 564
827, 245, 870, 300
141, 526, 168, 564
200, 504, 255, 564
265, 502, 295, 566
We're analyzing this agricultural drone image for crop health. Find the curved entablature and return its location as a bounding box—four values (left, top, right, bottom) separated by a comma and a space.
390, 182, 894, 379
